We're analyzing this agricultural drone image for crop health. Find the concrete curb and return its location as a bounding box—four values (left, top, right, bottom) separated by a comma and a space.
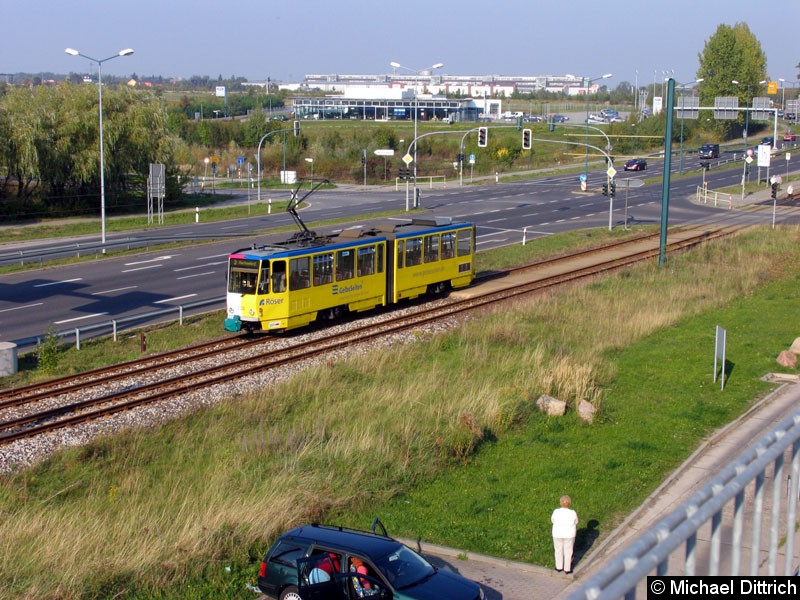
397, 536, 552, 575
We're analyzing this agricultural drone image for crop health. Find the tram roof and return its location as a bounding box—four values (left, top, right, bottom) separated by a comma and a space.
229, 217, 473, 261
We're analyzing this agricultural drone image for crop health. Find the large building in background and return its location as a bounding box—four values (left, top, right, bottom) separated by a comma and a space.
254, 72, 602, 123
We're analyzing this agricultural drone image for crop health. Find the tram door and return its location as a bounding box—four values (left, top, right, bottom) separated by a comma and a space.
385, 239, 396, 303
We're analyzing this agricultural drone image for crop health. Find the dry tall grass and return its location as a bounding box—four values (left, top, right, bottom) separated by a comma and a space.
1, 226, 798, 598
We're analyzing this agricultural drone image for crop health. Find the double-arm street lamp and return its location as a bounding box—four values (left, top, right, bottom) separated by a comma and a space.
584, 73, 613, 181
390, 60, 443, 209
65, 47, 134, 249
731, 79, 767, 155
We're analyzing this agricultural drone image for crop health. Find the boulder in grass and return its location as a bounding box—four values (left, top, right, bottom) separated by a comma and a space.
789, 337, 800, 355
777, 350, 798, 369
577, 399, 597, 424
536, 394, 566, 416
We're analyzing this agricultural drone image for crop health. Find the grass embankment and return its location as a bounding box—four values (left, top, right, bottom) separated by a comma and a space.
0, 195, 291, 245
1, 226, 799, 599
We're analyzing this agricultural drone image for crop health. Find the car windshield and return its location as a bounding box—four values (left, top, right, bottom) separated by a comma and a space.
373, 545, 435, 590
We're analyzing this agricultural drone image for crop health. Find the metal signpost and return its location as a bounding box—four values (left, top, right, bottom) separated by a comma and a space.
714, 325, 727, 391
147, 163, 165, 224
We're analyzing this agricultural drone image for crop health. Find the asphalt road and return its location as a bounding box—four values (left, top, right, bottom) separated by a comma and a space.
2, 152, 799, 347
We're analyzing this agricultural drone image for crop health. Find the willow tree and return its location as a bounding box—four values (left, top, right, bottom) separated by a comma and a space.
0, 83, 185, 215
696, 22, 768, 139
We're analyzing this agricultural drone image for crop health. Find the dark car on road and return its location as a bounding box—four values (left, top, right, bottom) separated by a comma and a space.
761, 136, 774, 147
257, 521, 485, 600
623, 158, 647, 171
551, 114, 569, 123
698, 143, 720, 159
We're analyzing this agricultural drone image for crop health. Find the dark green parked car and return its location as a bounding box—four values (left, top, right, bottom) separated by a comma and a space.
257, 521, 485, 600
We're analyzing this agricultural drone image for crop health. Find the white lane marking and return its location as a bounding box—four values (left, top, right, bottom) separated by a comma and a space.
55, 313, 108, 324
124, 255, 173, 266
91, 286, 138, 295
34, 278, 82, 287
155, 294, 198, 304
0, 303, 44, 313
197, 253, 233, 260
176, 272, 215, 280
121, 264, 163, 273
174, 262, 227, 272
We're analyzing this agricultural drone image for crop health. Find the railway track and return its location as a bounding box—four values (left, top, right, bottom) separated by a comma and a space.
0, 223, 746, 446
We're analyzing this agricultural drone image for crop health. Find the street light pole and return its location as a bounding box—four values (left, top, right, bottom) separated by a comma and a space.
305, 157, 314, 186
584, 73, 613, 183
65, 47, 134, 250
390, 60, 443, 209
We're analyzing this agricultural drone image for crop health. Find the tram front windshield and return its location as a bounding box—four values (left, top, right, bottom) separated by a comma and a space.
228, 258, 264, 294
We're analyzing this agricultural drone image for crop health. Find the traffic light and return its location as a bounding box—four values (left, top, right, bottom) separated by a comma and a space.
477, 127, 488, 147
522, 129, 532, 150
610, 181, 616, 199
700, 161, 710, 171
293, 120, 300, 137
771, 182, 778, 199
602, 183, 609, 197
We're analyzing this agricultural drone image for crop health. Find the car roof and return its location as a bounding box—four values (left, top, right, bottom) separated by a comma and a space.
280, 524, 404, 559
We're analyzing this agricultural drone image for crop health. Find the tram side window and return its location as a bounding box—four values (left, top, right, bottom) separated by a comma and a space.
457, 229, 473, 257
424, 234, 440, 263
396, 241, 404, 269
357, 246, 375, 276
377, 244, 385, 273
313, 253, 334, 286
289, 257, 311, 290
405, 238, 422, 267
272, 260, 287, 293
336, 249, 354, 281
442, 233, 455, 260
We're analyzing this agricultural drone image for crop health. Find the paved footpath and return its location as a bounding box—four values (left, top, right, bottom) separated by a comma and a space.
412, 376, 800, 600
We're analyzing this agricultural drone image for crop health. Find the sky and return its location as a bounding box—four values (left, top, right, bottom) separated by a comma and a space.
2, 0, 797, 88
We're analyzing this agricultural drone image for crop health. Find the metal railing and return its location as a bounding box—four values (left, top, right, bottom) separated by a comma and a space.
569, 406, 800, 599
696, 185, 734, 209
13, 296, 225, 352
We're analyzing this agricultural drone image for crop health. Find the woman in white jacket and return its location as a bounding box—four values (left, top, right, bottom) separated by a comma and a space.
551, 495, 579, 573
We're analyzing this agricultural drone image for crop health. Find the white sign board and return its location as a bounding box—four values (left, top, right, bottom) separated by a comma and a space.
215, 86, 226, 98
757, 144, 771, 167
374, 149, 395, 157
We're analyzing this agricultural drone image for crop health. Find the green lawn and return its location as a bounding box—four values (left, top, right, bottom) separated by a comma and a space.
1, 226, 798, 599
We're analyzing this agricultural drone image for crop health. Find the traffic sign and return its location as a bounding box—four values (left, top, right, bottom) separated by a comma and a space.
615, 178, 645, 189
606, 166, 617, 179
237, 156, 245, 165
374, 149, 395, 157
402, 153, 413, 165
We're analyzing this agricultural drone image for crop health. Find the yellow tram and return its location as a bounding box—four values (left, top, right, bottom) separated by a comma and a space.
224, 216, 475, 333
